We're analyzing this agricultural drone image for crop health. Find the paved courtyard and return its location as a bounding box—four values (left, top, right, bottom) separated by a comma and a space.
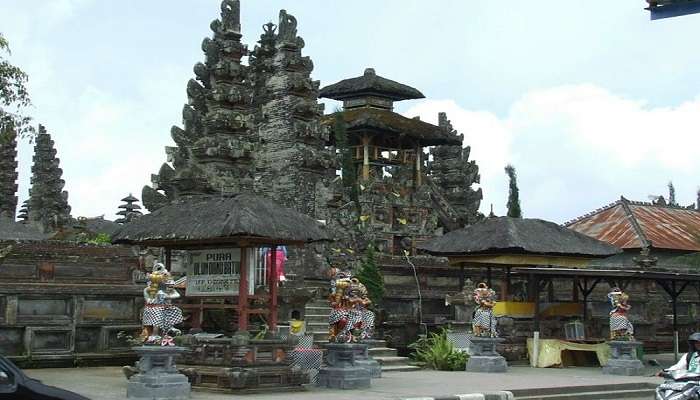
26, 364, 666, 400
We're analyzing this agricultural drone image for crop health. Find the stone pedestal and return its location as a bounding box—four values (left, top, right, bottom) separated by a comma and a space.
602, 340, 644, 376
317, 343, 371, 389
465, 336, 507, 373
352, 342, 381, 378
127, 346, 191, 400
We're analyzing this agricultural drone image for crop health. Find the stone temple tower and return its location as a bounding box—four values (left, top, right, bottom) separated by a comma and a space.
0, 129, 18, 219
28, 125, 72, 233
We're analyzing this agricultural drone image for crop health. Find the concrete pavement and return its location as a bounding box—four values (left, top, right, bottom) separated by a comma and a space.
26, 365, 665, 400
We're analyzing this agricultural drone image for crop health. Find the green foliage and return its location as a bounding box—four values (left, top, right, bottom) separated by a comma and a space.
408, 328, 468, 371
74, 232, 112, 245
504, 164, 522, 218
333, 111, 359, 211
355, 243, 385, 309
88, 233, 112, 245
670, 252, 700, 268
0, 33, 34, 143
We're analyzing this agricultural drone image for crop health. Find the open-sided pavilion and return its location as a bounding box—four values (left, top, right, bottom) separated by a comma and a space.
112, 193, 330, 333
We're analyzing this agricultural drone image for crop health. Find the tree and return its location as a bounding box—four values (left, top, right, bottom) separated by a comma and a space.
355, 243, 385, 309
0, 33, 34, 143
504, 164, 522, 218
668, 181, 676, 206
333, 111, 359, 211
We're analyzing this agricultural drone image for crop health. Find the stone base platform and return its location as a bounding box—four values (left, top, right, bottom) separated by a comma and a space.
602, 340, 644, 376
466, 336, 507, 373
127, 346, 190, 400
317, 343, 371, 389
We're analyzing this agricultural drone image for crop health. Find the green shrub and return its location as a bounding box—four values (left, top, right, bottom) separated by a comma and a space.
408, 328, 468, 371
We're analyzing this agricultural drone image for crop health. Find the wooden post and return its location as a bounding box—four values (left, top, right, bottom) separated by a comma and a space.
531, 274, 541, 368
165, 248, 172, 271
192, 299, 203, 332
269, 245, 278, 331
415, 146, 422, 186
362, 135, 370, 180
504, 267, 512, 301
238, 247, 249, 331
459, 264, 465, 289
672, 280, 679, 362
487, 266, 492, 287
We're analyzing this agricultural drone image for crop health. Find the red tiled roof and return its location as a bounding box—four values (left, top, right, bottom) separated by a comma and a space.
565, 197, 700, 252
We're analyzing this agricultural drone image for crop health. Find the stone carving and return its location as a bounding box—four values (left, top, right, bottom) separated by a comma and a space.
472, 282, 498, 337
608, 287, 634, 340
278, 10, 297, 42
327, 268, 375, 343
445, 279, 476, 323
0, 128, 18, 219
140, 262, 184, 345
28, 125, 72, 233
428, 112, 483, 227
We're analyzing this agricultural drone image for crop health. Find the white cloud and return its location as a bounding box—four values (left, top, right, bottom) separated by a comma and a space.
405, 84, 700, 222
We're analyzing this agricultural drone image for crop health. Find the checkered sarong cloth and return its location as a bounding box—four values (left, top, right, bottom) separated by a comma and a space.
291, 348, 323, 385
473, 307, 497, 336
609, 313, 634, 335
142, 305, 183, 332
447, 331, 471, 352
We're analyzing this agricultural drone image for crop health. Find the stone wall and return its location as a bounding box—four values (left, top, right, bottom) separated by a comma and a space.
0, 241, 143, 367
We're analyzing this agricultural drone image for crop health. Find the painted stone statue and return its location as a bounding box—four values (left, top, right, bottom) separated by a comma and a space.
608, 287, 634, 340
327, 268, 375, 343
472, 282, 497, 337
140, 262, 184, 345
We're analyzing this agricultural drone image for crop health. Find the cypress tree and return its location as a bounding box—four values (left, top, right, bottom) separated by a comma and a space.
668, 181, 676, 206
505, 164, 522, 218
355, 243, 385, 309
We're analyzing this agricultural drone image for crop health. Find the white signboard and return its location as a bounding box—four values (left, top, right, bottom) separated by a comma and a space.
186, 248, 241, 297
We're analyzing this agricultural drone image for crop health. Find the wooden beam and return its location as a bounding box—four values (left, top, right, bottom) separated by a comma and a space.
445, 254, 594, 268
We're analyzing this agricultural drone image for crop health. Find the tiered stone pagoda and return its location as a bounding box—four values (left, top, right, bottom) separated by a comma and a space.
115, 194, 143, 224
250, 12, 335, 218
0, 129, 18, 219
27, 125, 72, 233
143, 0, 256, 211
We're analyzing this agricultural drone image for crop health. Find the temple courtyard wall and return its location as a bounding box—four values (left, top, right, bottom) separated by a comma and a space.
0, 240, 142, 367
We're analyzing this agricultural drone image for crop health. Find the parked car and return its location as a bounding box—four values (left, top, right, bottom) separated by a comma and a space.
0, 356, 90, 400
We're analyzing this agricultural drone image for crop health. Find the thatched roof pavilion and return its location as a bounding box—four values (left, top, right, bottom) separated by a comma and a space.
112, 193, 330, 247
111, 193, 330, 332
418, 216, 620, 266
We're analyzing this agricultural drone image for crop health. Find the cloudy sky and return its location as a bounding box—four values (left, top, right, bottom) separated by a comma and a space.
2, 0, 699, 223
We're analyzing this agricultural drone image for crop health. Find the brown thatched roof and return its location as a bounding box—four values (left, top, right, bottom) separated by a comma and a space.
323, 108, 462, 147
418, 216, 621, 258
0, 217, 49, 241
320, 68, 425, 101
111, 194, 331, 247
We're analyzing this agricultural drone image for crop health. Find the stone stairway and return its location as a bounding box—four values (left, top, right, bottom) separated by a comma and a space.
510, 382, 657, 400
303, 299, 420, 372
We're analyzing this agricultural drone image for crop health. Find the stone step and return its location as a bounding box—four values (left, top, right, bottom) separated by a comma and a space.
363, 339, 387, 348
373, 356, 412, 366
379, 365, 422, 372
312, 332, 328, 342
304, 306, 331, 314
306, 300, 330, 308
514, 388, 655, 400
368, 347, 397, 358
304, 314, 328, 323
511, 383, 657, 400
